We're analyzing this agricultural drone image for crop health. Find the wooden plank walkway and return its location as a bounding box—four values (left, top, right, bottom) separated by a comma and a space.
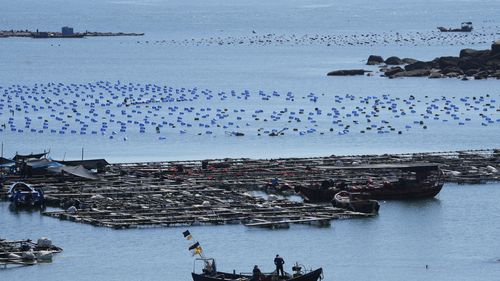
0, 149, 498, 229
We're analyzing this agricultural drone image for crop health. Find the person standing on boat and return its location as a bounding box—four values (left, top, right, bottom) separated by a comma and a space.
274, 254, 285, 276
252, 265, 262, 281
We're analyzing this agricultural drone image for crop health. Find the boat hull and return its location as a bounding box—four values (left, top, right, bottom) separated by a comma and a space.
297, 181, 443, 202
192, 268, 323, 281
332, 191, 380, 214
294, 185, 338, 202
8, 182, 45, 208
351, 182, 443, 200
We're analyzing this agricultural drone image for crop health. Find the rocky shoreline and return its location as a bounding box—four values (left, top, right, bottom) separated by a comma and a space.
328, 40, 500, 80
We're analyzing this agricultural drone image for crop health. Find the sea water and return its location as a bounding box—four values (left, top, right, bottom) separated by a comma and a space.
1, 183, 500, 281
0, 0, 499, 280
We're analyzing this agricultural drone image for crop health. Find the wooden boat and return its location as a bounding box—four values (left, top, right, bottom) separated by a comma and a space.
347, 178, 443, 200
293, 185, 338, 203
295, 164, 444, 201
437, 22, 473, 32
332, 191, 379, 214
0, 238, 63, 268
191, 258, 323, 281
8, 182, 45, 208
293, 179, 345, 202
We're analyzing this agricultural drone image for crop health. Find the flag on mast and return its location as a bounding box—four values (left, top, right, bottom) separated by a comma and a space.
188, 242, 203, 255
183, 230, 193, 240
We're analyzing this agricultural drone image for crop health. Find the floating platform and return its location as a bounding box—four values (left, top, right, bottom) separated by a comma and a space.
0, 149, 498, 229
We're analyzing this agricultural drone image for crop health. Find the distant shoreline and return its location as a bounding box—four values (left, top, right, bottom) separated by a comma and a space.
0, 29, 144, 39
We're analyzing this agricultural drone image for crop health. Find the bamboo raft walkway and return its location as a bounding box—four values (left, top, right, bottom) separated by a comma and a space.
0, 149, 498, 229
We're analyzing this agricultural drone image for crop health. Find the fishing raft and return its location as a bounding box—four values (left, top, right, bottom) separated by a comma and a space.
0, 149, 498, 229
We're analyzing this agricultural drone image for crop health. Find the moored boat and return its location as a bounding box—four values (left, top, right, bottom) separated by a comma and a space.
293, 185, 339, 203
332, 191, 380, 214
191, 258, 323, 281
437, 22, 473, 32
8, 182, 45, 208
295, 163, 444, 201
348, 178, 443, 200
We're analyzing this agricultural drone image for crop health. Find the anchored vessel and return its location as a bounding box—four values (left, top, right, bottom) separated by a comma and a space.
437, 22, 473, 32
8, 182, 45, 208
295, 163, 444, 202
332, 191, 380, 214
191, 258, 323, 281
0, 237, 62, 268
184, 230, 323, 281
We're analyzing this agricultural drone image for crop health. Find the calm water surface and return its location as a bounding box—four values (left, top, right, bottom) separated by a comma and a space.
0, 0, 499, 161
1, 183, 500, 281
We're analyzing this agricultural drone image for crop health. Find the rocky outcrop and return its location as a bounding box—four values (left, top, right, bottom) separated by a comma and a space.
459, 48, 490, 58
492, 40, 500, 55
380, 43, 500, 79
327, 69, 371, 76
384, 66, 404, 76
385, 56, 403, 65
434, 56, 459, 69
402, 58, 418, 64
366, 55, 384, 65
404, 61, 432, 71
392, 69, 431, 77
329, 43, 500, 79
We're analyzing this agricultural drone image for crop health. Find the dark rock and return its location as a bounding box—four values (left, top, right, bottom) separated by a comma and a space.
442, 66, 464, 75
492, 40, 500, 55
393, 69, 431, 77
402, 58, 418, 64
366, 55, 384, 65
459, 57, 484, 71
474, 71, 489, 80
434, 56, 459, 69
385, 56, 403, 65
404, 61, 432, 71
464, 69, 479, 76
327, 69, 370, 76
485, 57, 500, 69
459, 48, 490, 58
384, 66, 404, 76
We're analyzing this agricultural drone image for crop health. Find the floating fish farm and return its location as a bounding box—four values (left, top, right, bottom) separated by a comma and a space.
1, 149, 498, 229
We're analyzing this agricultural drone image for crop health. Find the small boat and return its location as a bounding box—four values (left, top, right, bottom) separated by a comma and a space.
8, 182, 45, 208
293, 179, 345, 202
332, 191, 379, 214
437, 22, 473, 32
295, 164, 444, 201
0, 237, 63, 268
191, 258, 323, 281
347, 179, 443, 200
